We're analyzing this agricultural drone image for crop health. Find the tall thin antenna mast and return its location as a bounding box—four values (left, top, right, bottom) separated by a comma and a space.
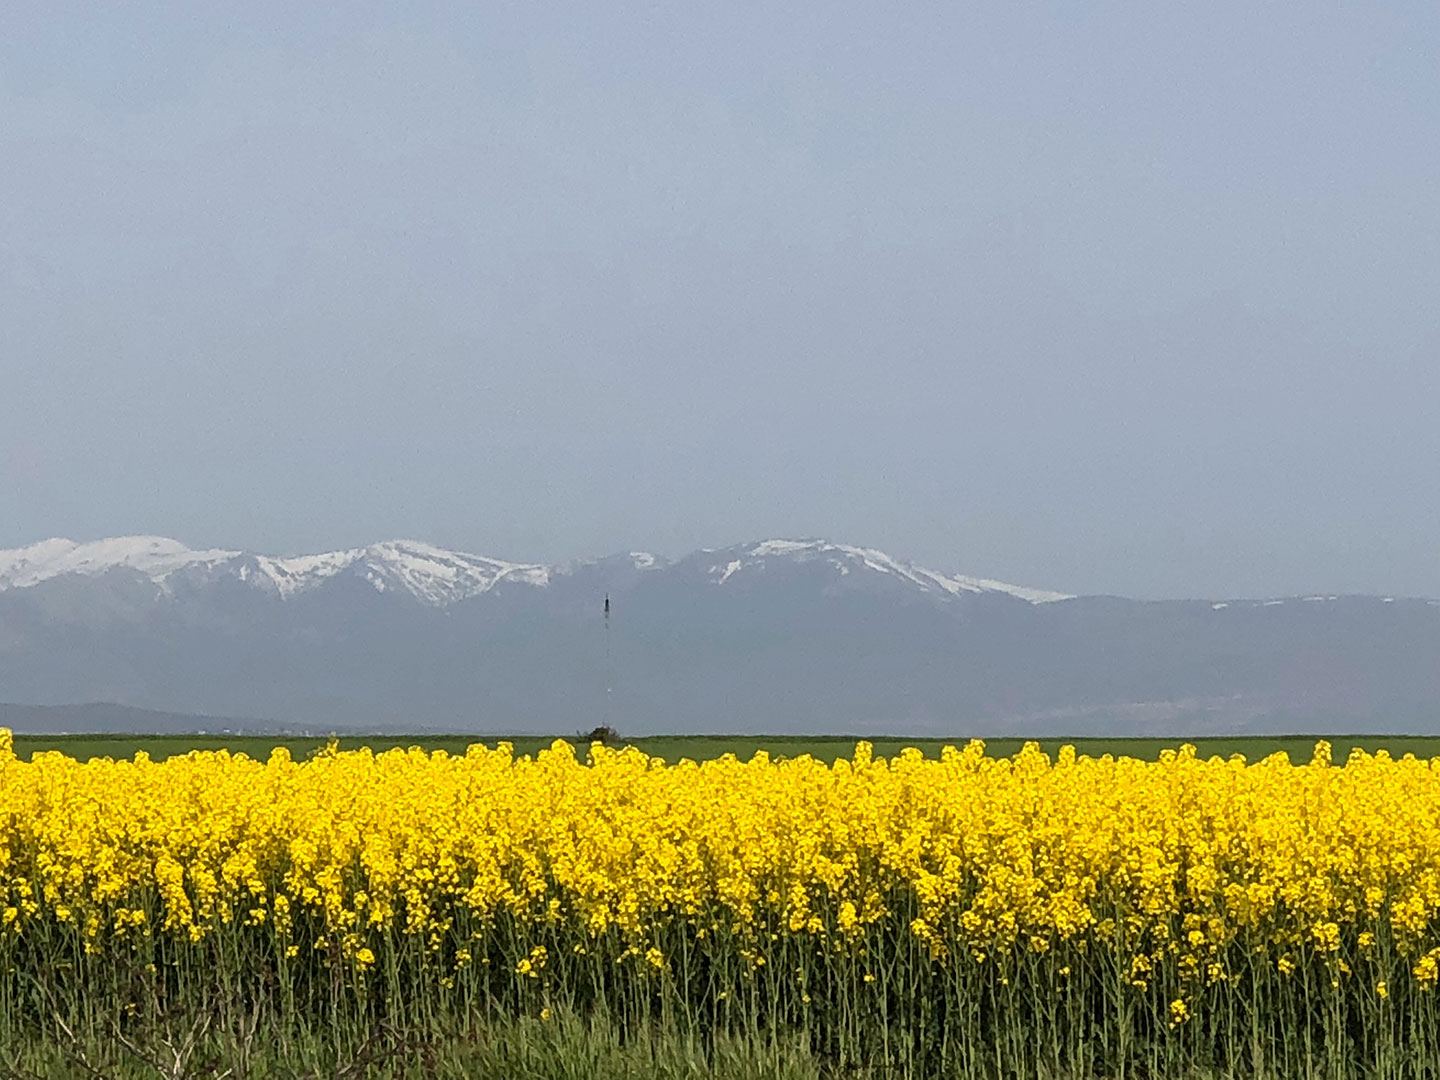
603, 593, 613, 729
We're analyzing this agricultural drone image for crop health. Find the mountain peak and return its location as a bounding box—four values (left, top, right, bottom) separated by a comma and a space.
351, 540, 549, 605
0, 536, 240, 591
705, 538, 1073, 604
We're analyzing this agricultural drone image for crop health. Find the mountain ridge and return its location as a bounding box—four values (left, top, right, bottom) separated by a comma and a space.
0, 535, 1072, 607
2, 534, 1437, 736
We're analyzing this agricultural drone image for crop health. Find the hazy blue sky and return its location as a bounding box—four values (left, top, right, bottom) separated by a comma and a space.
2, 3, 1437, 599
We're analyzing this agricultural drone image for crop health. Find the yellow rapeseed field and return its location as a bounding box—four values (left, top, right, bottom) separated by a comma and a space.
4, 728, 1440, 1076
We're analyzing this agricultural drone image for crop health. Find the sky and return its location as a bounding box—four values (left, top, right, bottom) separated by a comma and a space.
1, 3, 1437, 600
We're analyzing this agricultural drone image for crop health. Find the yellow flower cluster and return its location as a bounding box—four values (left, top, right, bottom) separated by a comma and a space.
4, 729, 1440, 991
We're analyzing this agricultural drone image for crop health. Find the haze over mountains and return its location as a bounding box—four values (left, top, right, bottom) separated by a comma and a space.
2, 536, 1437, 736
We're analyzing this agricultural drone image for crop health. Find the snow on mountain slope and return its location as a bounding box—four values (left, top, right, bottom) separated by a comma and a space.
0, 537, 550, 607
707, 539, 1073, 604
0, 535, 1069, 607
0, 536, 241, 590
337, 541, 549, 606
250, 548, 366, 598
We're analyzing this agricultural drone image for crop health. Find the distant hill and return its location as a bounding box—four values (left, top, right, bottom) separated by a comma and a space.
2, 535, 1438, 735
0, 702, 274, 735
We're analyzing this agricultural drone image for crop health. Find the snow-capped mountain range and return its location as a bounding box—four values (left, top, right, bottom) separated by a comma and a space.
0, 535, 1070, 608
0, 536, 551, 606
1, 535, 1436, 737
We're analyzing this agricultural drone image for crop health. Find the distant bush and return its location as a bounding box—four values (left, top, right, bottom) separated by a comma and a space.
577, 724, 619, 745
